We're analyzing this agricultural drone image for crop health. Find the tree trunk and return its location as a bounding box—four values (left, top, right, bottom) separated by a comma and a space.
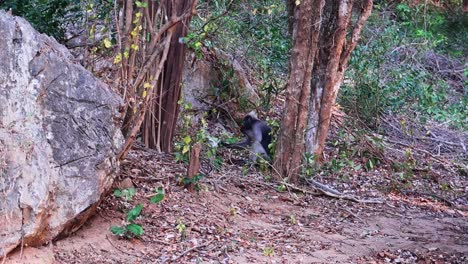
117, 0, 197, 160
275, 0, 373, 181
306, 0, 373, 158
274, 0, 324, 182
142, 0, 196, 153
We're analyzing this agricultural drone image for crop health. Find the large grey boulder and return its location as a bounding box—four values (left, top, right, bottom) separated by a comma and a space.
0, 11, 123, 257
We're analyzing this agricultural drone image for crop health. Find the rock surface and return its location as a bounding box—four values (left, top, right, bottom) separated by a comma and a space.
0, 11, 123, 257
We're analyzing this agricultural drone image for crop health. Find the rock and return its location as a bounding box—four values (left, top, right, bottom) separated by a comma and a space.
118, 177, 135, 189
0, 11, 123, 257
181, 56, 214, 111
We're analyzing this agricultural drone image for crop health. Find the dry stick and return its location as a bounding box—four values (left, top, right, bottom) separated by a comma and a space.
171, 239, 214, 262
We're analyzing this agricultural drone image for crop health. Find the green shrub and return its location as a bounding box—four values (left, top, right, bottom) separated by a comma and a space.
0, 0, 82, 40
339, 2, 467, 130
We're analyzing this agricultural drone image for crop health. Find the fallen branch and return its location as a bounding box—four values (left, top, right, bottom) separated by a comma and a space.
305, 178, 384, 204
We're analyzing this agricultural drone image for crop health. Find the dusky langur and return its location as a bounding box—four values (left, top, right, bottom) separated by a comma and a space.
223, 112, 272, 162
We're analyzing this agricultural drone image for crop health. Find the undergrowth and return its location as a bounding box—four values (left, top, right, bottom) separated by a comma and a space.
340, 1, 467, 130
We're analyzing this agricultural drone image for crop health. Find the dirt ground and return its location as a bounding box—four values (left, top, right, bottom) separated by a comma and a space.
4, 147, 467, 264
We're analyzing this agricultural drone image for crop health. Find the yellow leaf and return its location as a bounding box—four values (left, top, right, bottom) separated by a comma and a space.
267, 9, 272, 15
143, 82, 152, 89
133, 107, 137, 114
124, 51, 129, 58
295, 0, 300, 5
142, 90, 147, 98
89, 25, 95, 35
113, 53, 122, 64
252, 8, 257, 15
131, 44, 139, 51
183, 136, 191, 144
182, 145, 190, 154
103, 38, 112, 48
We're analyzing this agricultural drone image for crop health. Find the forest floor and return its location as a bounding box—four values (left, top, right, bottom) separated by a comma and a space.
5, 137, 468, 263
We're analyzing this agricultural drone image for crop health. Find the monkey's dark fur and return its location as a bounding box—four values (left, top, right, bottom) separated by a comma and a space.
223, 113, 272, 162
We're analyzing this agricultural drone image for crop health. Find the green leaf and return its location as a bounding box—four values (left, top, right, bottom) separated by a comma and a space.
113, 189, 122, 197
149, 187, 165, 203
110, 226, 126, 236
126, 223, 144, 237
176, 222, 186, 233
127, 204, 143, 222
114, 188, 136, 201
135, 1, 148, 8
277, 184, 286, 192
183, 136, 192, 144
182, 145, 190, 154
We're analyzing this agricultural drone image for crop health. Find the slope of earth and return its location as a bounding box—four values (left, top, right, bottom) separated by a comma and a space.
4, 147, 467, 264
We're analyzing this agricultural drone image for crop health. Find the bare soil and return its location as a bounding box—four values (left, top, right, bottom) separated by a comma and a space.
4, 147, 467, 264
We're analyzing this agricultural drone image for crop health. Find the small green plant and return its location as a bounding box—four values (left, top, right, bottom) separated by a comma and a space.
110, 204, 144, 239
175, 102, 222, 170
262, 246, 275, 257
302, 153, 319, 177
182, 173, 206, 191
149, 187, 165, 203
176, 219, 187, 240
276, 184, 286, 192
113, 187, 136, 201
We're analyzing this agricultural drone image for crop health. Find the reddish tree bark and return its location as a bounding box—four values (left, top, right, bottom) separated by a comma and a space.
275, 0, 373, 181
117, 0, 197, 160
274, 0, 324, 181
186, 142, 202, 192
307, 0, 373, 158
143, 0, 197, 153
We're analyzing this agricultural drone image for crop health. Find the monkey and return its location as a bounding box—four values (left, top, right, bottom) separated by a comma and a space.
222, 112, 272, 163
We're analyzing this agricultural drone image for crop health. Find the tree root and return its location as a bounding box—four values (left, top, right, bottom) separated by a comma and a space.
304, 178, 384, 204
